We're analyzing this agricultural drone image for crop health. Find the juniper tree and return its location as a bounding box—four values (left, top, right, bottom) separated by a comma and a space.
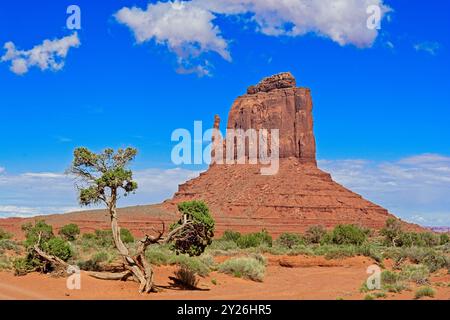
70, 147, 214, 293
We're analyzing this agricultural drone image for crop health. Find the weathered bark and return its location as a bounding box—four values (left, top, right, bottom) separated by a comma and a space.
109, 195, 156, 293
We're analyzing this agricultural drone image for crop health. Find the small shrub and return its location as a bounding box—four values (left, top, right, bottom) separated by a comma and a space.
328, 225, 367, 246
304, 225, 327, 244
171, 254, 212, 277
374, 291, 387, 299
218, 257, 266, 282
275, 233, 304, 249
171, 201, 215, 256
236, 230, 272, 249
211, 278, 217, 285
380, 270, 408, 293
0, 239, 19, 254
439, 233, 449, 245
173, 266, 199, 289
145, 245, 174, 266
221, 230, 241, 243
380, 218, 403, 246
400, 264, 430, 285
414, 286, 435, 299
13, 257, 33, 276
43, 237, 73, 261
364, 294, 375, 300
0, 228, 12, 240
58, 224, 80, 241
22, 220, 54, 248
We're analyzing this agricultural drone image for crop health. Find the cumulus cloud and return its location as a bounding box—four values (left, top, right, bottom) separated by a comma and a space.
115, 1, 230, 76
1, 33, 80, 75
0, 167, 199, 218
116, 0, 390, 74
319, 154, 450, 226
414, 41, 441, 56
195, 0, 391, 46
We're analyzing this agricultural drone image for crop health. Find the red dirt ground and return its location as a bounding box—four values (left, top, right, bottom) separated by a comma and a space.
1, 255, 449, 300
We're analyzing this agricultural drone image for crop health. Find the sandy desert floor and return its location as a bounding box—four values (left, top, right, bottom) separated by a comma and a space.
1, 255, 449, 300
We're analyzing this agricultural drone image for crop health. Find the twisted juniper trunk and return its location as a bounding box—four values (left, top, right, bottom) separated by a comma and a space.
109, 197, 154, 293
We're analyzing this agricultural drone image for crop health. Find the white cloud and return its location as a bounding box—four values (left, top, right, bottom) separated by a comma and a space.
319, 153, 450, 226
1, 33, 80, 75
0, 167, 199, 218
115, 1, 230, 75
116, 0, 390, 74
0, 167, 5, 175
195, 0, 391, 47
414, 41, 440, 55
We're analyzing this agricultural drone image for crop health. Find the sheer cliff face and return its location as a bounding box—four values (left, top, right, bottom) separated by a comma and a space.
227, 72, 317, 164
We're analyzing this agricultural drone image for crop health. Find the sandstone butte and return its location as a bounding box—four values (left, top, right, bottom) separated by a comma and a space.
0, 73, 423, 238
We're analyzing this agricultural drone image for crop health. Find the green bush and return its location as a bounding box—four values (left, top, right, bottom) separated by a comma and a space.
0, 228, 12, 240
0, 239, 19, 254
221, 230, 241, 243
43, 237, 73, 261
82, 228, 135, 248
236, 230, 272, 249
439, 233, 449, 245
218, 257, 266, 282
22, 220, 54, 248
328, 225, 367, 246
171, 201, 215, 256
58, 224, 80, 241
275, 233, 304, 249
304, 225, 327, 244
414, 286, 435, 299
380, 218, 403, 246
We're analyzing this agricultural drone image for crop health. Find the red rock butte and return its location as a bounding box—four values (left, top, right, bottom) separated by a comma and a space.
0, 72, 422, 238
163, 72, 418, 235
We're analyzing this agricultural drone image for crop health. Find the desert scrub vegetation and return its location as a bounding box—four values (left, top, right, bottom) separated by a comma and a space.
0, 227, 12, 240
145, 244, 214, 276
171, 266, 199, 289
58, 223, 80, 241
414, 286, 435, 299
275, 232, 304, 249
218, 256, 266, 282
13, 220, 74, 275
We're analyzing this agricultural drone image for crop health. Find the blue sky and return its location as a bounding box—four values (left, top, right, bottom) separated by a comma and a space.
0, 0, 449, 226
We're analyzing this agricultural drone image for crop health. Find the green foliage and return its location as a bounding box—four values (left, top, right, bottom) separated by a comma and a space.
440, 233, 450, 245
221, 230, 242, 243
364, 294, 375, 300
304, 225, 327, 244
275, 233, 304, 249
170, 201, 215, 257
145, 244, 213, 276
0, 239, 20, 254
70, 147, 138, 207
81, 228, 135, 248
327, 225, 368, 246
22, 220, 54, 248
58, 224, 80, 241
414, 286, 435, 299
0, 228, 12, 240
218, 257, 266, 282
400, 264, 430, 285
43, 237, 73, 261
380, 218, 403, 246
15, 221, 73, 274
236, 230, 272, 249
